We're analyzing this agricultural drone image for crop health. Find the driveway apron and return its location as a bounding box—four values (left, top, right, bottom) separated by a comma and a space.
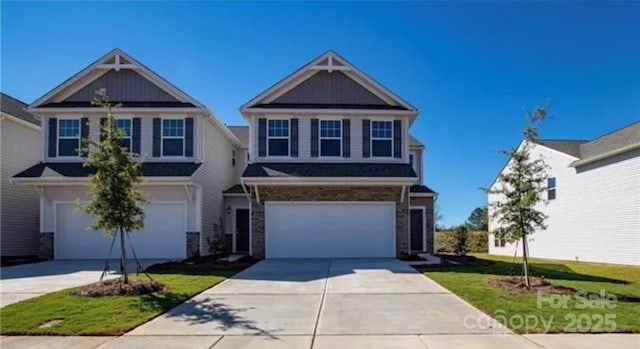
128, 258, 540, 348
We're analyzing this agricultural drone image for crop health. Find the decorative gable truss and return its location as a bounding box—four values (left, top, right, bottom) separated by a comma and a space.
29, 49, 205, 110
241, 51, 418, 116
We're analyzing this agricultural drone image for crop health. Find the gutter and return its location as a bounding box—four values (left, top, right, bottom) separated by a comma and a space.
241, 176, 417, 186
570, 142, 640, 167
12, 176, 195, 186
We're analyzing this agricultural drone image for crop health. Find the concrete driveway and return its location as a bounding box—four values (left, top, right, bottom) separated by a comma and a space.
0, 260, 161, 307
123, 258, 540, 349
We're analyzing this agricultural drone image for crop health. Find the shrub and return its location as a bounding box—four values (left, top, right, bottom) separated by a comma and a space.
452, 225, 469, 256
207, 233, 231, 260
436, 230, 488, 254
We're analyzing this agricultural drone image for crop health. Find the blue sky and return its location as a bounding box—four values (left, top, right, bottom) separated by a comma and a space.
2, 1, 639, 226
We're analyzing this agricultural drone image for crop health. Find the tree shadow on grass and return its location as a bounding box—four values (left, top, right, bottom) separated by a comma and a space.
417, 258, 631, 285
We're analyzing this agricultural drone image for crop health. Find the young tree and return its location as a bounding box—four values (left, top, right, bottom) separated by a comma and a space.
452, 225, 469, 256
81, 89, 147, 284
487, 106, 548, 288
466, 206, 488, 231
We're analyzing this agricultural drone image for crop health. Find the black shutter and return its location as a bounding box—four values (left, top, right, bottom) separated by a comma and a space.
393, 119, 402, 158
311, 118, 319, 157
80, 117, 89, 156
132, 118, 141, 154
258, 118, 266, 157
342, 119, 350, 157
290, 118, 298, 157
153, 118, 161, 157
185, 118, 194, 157
99, 118, 107, 141
48, 118, 57, 157
362, 119, 371, 158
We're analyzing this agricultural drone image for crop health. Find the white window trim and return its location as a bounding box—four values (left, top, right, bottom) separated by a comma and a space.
115, 116, 133, 152
319, 118, 343, 158
548, 177, 557, 200
161, 116, 186, 157
266, 118, 290, 158
57, 117, 82, 158
370, 119, 394, 158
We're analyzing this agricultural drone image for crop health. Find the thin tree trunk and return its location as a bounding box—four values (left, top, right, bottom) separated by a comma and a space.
119, 228, 129, 284
522, 234, 530, 288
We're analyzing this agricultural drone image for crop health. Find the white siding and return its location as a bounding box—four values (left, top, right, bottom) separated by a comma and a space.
489, 144, 640, 266
0, 117, 41, 256
192, 118, 239, 255
249, 114, 409, 163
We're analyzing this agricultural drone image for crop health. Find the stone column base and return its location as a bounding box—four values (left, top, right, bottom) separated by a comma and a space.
39, 232, 54, 260
186, 232, 200, 258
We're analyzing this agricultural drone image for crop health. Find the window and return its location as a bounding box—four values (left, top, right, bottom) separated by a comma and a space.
162, 118, 185, 156
115, 118, 132, 152
267, 119, 289, 156
320, 120, 341, 157
547, 177, 557, 200
494, 235, 506, 247
232, 149, 236, 166
371, 120, 393, 157
58, 119, 81, 156
409, 154, 414, 166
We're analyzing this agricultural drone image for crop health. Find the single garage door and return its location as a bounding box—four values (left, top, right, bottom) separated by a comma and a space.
265, 202, 395, 258
56, 203, 186, 259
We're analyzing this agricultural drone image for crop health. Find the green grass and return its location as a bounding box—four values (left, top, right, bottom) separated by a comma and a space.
0, 263, 244, 335
417, 254, 640, 334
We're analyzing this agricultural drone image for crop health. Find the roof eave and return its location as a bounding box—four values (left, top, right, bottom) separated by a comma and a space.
570, 142, 640, 167
241, 177, 417, 186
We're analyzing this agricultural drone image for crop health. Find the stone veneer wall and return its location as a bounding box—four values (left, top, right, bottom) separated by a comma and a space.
410, 196, 435, 253
39, 232, 54, 260
186, 232, 201, 258
250, 186, 409, 259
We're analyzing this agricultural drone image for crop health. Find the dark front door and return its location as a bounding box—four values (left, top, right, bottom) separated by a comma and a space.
410, 208, 424, 251
235, 209, 250, 253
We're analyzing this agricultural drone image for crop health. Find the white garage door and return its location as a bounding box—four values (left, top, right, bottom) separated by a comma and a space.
265, 202, 395, 258
56, 203, 186, 259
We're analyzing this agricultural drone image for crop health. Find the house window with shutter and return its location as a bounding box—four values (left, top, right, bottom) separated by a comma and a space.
58, 118, 81, 157
115, 118, 132, 152
267, 119, 289, 156
371, 120, 393, 157
162, 118, 185, 156
320, 120, 342, 157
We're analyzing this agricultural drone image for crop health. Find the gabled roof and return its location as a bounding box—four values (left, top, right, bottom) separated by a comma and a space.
578, 121, 640, 162
14, 162, 201, 178
0, 92, 39, 126
409, 184, 436, 194
241, 51, 417, 114
29, 48, 205, 109
242, 162, 417, 178
534, 139, 587, 158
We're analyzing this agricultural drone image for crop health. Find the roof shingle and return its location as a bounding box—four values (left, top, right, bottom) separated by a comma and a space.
242, 162, 417, 178
14, 162, 201, 178
1, 92, 39, 126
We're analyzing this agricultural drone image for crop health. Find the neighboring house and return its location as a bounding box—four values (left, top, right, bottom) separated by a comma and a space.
1, 93, 41, 257
224, 50, 436, 258
488, 121, 640, 266
13, 49, 243, 260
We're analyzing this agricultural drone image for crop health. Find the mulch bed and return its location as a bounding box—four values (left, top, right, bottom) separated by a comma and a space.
489, 276, 575, 295
437, 254, 494, 266
74, 279, 166, 297
146, 255, 257, 274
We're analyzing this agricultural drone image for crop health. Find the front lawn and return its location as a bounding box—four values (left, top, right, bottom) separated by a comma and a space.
0, 260, 250, 335
417, 254, 640, 333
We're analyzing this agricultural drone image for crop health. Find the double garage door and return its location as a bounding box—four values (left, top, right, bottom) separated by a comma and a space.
55, 203, 186, 259
265, 202, 396, 258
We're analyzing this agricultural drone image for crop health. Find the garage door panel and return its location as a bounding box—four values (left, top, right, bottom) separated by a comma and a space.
56, 203, 186, 259
266, 202, 395, 258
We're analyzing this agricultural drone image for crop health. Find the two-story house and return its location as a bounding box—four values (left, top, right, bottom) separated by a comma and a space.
1, 93, 41, 258
488, 121, 640, 266
224, 51, 436, 259
13, 49, 243, 260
